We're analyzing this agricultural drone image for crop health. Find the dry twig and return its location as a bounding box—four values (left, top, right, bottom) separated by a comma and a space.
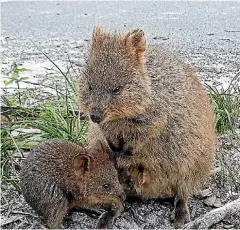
184, 198, 240, 228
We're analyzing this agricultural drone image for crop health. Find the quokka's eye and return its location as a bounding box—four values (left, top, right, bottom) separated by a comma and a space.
112, 86, 122, 95
88, 85, 93, 91
102, 184, 110, 190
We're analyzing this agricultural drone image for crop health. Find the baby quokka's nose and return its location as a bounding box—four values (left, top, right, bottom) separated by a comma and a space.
90, 108, 103, 123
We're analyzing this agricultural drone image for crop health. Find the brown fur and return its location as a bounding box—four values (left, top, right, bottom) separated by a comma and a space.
77, 26, 217, 227
20, 139, 124, 229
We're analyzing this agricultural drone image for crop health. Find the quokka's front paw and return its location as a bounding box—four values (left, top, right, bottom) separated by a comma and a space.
106, 137, 125, 153
96, 204, 124, 229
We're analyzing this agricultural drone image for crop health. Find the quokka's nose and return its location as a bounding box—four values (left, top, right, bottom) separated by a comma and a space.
90, 108, 103, 123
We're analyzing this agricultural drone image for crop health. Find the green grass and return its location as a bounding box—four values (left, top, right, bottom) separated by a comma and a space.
206, 72, 240, 133
24, 102, 88, 144
1, 55, 86, 193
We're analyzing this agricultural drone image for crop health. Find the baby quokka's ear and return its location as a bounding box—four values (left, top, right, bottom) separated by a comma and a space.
124, 29, 146, 66
74, 154, 92, 177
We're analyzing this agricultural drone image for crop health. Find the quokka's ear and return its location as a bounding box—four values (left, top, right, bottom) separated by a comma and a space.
74, 154, 92, 177
125, 29, 146, 53
124, 29, 146, 67
91, 25, 106, 49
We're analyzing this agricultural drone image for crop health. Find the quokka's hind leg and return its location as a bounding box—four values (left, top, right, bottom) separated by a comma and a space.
45, 199, 68, 229
172, 196, 190, 228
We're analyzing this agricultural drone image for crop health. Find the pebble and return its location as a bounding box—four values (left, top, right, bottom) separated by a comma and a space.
213, 198, 222, 208
153, 36, 169, 40
203, 194, 217, 206
224, 224, 235, 229
199, 188, 213, 198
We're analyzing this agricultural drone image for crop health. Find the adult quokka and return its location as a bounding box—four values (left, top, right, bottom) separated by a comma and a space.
77, 26, 216, 228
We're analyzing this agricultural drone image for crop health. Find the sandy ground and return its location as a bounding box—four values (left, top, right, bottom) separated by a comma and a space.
1, 1, 240, 229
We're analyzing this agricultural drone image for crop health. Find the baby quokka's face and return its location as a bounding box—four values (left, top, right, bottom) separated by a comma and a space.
73, 141, 125, 211
77, 26, 151, 124
86, 162, 125, 210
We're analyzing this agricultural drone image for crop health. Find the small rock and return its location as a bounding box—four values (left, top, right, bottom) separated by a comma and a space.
213, 198, 222, 208
203, 194, 217, 206
219, 38, 231, 41
199, 188, 213, 198
224, 224, 235, 229
74, 45, 83, 49
215, 222, 224, 228
153, 36, 169, 40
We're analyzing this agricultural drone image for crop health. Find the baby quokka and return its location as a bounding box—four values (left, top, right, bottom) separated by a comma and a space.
20, 139, 124, 229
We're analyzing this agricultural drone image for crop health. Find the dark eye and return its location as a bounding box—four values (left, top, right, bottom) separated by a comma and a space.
89, 85, 92, 91
112, 86, 122, 95
102, 184, 110, 190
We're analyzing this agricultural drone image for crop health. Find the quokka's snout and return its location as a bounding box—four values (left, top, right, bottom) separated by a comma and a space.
90, 107, 103, 123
